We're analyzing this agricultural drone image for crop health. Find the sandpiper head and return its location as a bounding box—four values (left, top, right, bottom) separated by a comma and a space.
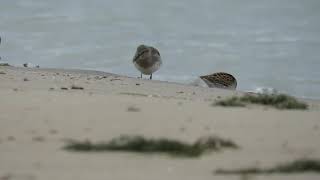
133, 45, 149, 63
137, 44, 148, 51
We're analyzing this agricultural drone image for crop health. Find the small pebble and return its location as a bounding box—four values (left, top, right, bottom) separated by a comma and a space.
32, 136, 45, 142
7, 136, 15, 141
61, 87, 68, 90
71, 85, 84, 90
127, 106, 141, 112
282, 141, 289, 148
49, 87, 55, 90
136, 83, 140, 86
179, 127, 186, 132
186, 117, 193, 122
94, 76, 104, 80
28, 130, 37, 135
0, 71, 6, 74
49, 129, 58, 134
110, 78, 121, 81
33, 162, 42, 169
0, 173, 12, 180
204, 126, 211, 131
23, 78, 29, 81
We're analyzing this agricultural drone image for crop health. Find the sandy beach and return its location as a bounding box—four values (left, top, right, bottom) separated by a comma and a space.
0, 66, 320, 180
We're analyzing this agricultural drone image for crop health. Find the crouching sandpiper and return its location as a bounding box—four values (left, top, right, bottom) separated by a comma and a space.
133, 44, 162, 79
200, 72, 237, 90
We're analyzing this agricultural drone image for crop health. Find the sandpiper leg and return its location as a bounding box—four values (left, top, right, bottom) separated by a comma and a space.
140, 73, 142, 78
150, 74, 152, 80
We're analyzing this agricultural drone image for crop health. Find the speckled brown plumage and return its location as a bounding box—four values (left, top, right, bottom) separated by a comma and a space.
200, 72, 237, 90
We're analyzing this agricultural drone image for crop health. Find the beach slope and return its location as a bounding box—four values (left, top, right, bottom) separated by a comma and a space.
0, 66, 319, 180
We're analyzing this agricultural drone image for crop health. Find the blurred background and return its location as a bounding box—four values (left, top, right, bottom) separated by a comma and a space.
1, 0, 320, 99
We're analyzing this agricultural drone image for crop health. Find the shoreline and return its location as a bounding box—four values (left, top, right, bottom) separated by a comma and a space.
1, 66, 320, 180
1, 65, 318, 101
3, 61, 320, 100
0, 65, 245, 101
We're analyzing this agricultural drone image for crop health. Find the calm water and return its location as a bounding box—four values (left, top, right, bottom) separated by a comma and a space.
1, 0, 320, 99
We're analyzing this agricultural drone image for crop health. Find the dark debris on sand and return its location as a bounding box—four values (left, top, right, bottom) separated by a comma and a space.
71, 85, 84, 90
127, 106, 141, 112
215, 159, 320, 175
63, 135, 238, 158
214, 94, 308, 110
0, 63, 10, 66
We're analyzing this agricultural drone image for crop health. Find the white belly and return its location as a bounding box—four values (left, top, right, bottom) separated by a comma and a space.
134, 60, 162, 75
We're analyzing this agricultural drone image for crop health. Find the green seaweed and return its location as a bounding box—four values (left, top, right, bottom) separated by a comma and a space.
64, 135, 238, 157
215, 159, 320, 174
214, 94, 308, 110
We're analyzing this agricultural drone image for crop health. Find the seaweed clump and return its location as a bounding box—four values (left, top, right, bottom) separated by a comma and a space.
64, 135, 238, 157
214, 94, 308, 110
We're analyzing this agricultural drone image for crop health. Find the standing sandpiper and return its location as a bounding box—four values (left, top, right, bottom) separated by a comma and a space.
133, 44, 162, 79
200, 72, 237, 90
